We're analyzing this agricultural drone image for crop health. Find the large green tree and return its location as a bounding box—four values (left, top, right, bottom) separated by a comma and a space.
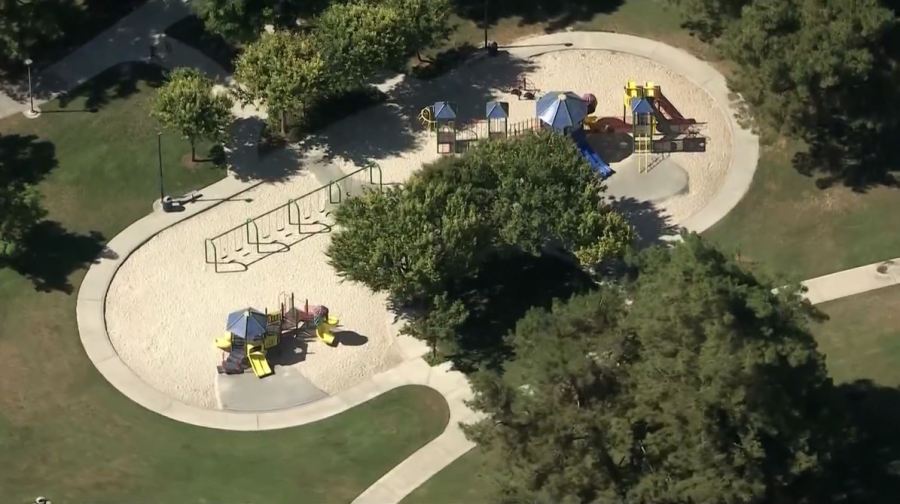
328, 133, 632, 359
233, 31, 325, 134
152, 68, 233, 161
723, 0, 893, 136
0, 136, 45, 257
386, 0, 452, 62
328, 132, 632, 307
0, 0, 60, 62
466, 235, 846, 503
313, 0, 410, 92
191, 0, 328, 43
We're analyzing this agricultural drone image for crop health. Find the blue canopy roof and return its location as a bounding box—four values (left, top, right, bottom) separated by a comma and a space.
226, 308, 268, 342
631, 97, 654, 115
485, 101, 509, 119
433, 101, 457, 120
536, 91, 588, 131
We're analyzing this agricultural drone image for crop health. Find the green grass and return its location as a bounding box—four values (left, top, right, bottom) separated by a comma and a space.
401, 448, 493, 504
811, 285, 900, 386
422, 0, 715, 62
704, 142, 900, 282
0, 63, 450, 502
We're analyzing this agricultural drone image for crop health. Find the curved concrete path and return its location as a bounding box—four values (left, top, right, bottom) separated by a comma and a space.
30, 5, 889, 502
70, 29, 761, 503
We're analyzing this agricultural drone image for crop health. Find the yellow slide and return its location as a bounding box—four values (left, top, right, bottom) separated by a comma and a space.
247, 346, 272, 378
316, 316, 340, 345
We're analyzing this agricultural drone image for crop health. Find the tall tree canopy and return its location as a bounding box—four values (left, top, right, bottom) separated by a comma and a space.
723, 0, 894, 135
328, 132, 632, 307
233, 31, 325, 133
327, 133, 632, 359
152, 68, 233, 160
466, 235, 847, 503
191, 0, 328, 43
0, 0, 60, 62
313, 0, 425, 92
0, 136, 45, 257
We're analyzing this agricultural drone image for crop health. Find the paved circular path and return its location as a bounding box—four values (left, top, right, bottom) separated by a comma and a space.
77, 32, 759, 430
54, 17, 759, 501
76, 31, 759, 433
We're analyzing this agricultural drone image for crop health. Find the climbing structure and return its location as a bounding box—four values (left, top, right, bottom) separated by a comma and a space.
485, 101, 509, 139
623, 80, 704, 172
433, 101, 458, 154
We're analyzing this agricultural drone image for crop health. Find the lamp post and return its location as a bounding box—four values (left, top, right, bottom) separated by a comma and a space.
157, 132, 167, 207
23, 58, 40, 118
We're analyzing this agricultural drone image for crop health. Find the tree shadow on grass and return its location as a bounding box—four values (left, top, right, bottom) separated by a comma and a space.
4, 222, 110, 293
450, 251, 597, 372
452, 0, 625, 33
0, 134, 58, 186
825, 380, 900, 502
53, 62, 165, 112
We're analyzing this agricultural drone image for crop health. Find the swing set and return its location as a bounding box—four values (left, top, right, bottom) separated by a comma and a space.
204, 164, 384, 273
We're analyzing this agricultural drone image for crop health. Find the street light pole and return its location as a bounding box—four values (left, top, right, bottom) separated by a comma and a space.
23, 58, 39, 118
157, 132, 165, 204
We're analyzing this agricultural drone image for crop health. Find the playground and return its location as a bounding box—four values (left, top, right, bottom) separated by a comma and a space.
104, 45, 734, 411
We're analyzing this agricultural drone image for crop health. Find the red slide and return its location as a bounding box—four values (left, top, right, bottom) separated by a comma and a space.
654, 90, 692, 124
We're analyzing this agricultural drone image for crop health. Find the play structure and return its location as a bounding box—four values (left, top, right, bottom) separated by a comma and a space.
620, 80, 706, 172
420, 79, 705, 178
215, 294, 341, 378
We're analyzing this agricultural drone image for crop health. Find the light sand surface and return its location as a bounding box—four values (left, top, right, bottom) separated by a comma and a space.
106, 49, 733, 408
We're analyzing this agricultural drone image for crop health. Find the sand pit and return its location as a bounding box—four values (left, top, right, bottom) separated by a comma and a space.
105, 48, 734, 409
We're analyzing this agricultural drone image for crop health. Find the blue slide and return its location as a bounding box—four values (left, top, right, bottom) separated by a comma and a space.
571, 130, 613, 179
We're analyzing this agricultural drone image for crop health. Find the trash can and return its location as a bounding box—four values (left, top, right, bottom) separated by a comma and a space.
162, 195, 175, 212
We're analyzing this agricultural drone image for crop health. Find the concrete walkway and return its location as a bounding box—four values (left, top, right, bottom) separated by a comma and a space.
0, 0, 193, 118
803, 258, 900, 305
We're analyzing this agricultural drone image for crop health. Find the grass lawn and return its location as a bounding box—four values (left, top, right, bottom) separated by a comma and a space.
704, 141, 900, 282
401, 448, 493, 504
0, 63, 450, 502
811, 285, 900, 386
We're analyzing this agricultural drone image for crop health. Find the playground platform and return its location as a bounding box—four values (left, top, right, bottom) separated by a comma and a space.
604, 156, 689, 203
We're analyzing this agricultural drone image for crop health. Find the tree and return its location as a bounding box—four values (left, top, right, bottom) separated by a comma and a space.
385, 0, 452, 62
233, 31, 325, 134
328, 132, 632, 307
152, 68, 233, 161
328, 133, 632, 361
0, 0, 60, 63
0, 184, 43, 257
313, 0, 410, 92
0, 136, 45, 257
722, 0, 893, 136
191, 0, 329, 44
466, 235, 847, 503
